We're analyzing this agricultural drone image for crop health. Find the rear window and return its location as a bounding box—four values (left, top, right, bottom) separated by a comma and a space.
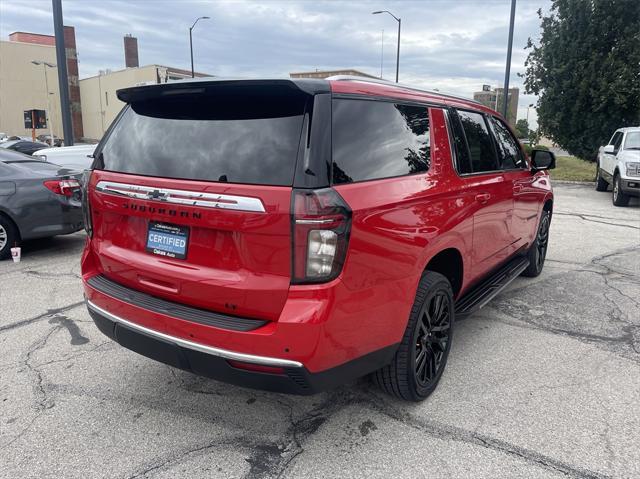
95, 91, 307, 186
331, 99, 430, 184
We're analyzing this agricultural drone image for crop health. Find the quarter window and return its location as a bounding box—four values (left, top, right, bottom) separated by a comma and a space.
610, 132, 623, 151
456, 110, 498, 173
489, 116, 526, 169
331, 99, 430, 184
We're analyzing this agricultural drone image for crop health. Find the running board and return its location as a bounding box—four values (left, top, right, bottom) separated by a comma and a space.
455, 256, 529, 319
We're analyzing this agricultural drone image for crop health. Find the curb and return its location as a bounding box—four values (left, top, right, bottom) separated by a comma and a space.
551, 180, 596, 185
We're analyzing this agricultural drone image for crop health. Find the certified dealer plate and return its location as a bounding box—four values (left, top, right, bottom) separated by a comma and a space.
146, 222, 189, 259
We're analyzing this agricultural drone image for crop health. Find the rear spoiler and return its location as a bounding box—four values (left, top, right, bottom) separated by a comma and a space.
117, 78, 330, 104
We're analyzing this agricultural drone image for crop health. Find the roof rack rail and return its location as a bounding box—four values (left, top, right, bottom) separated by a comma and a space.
326, 75, 482, 105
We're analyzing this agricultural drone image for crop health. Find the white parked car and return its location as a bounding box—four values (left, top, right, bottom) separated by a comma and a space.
34, 143, 97, 170
596, 127, 640, 206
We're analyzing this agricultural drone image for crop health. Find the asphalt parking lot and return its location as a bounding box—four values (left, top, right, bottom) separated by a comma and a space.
1, 183, 639, 479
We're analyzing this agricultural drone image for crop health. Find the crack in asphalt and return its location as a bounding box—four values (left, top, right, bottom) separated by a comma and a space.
23, 269, 82, 280
120, 389, 349, 479
554, 211, 640, 230
1, 327, 60, 450
0, 300, 85, 334
484, 246, 640, 359
365, 394, 611, 479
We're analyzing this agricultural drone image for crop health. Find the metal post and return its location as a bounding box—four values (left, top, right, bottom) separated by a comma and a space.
372, 11, 400, 83
189, 17, 209, 79
395, 18, 401, 83
189, 27, 194, 78
380, 29, 384, 79
502, 0, 516, 120
52, 0, 73, 146
43, 65, 55, 144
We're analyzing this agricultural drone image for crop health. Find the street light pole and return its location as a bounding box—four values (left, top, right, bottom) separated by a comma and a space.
52, 0, 73, 146
32, 61, 57, 145
502, 0, 516, 120
189, 16, 210, 78
372, 10, 401, 83
526, 103, 533, 124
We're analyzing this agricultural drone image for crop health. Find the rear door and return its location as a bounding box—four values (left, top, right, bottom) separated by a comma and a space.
88, 82, 312, 321
603, 131, 623, 176
452, 109, 514, 279
487, 115, 536, 248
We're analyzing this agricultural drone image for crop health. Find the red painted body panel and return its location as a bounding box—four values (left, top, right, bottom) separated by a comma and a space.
82, 79, 553, 376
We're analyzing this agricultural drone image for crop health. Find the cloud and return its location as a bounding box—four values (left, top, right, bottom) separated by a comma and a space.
0, 0, 549, 126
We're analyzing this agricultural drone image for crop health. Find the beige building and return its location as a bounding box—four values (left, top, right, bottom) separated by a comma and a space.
80, 65, 205, 140
0, 37, 63, 139
473, 86, 519, 126
1, 29, 209, 142
290, 69, 379, 80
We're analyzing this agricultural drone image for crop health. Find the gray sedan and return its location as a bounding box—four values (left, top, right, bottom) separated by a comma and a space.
0, 148, 83, 259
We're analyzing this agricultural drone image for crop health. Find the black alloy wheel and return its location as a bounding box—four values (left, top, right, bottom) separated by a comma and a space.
413, 291, 451, 388
372, 271, 454, 401
522, 210, 550, 277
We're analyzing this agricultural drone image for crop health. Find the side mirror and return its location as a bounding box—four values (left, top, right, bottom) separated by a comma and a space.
603, 144, 616, 154
531, 149, 556, 171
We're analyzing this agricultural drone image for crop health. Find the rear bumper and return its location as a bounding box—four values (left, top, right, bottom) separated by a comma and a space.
22, 199, 83, 240
87, 299, 396, 395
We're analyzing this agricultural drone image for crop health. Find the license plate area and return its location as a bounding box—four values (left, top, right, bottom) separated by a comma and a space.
146, 222, 189, 259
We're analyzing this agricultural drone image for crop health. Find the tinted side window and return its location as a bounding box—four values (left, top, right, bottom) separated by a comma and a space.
457, 110, 498, 173
489, 117, 526, 169
332, 99, 430, 184
611, 132, 623, 150
449, 110, 472, 174
608, 132, 621, 146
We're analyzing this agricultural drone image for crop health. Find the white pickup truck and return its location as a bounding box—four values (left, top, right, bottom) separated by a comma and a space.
596, 127, 640, 206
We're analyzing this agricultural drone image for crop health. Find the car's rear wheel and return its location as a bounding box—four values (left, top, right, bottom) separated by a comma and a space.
372, 271, 454, 401
522, 209, 550, 277
0, 215, 19, 260
595, 166, 608, 191
612, 174, 630, 207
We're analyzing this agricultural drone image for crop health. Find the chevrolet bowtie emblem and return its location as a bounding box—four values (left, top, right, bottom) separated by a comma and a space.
147, 189, 168, 200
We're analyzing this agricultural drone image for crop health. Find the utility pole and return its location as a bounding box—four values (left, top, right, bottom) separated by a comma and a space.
32, 61, 56, 145
372, 11, 401, 83
380, 29, 384, 78
502, 0, 516, 120
395, 17, 401, 83
52, 0, 73, 145
189, 16, 210, 78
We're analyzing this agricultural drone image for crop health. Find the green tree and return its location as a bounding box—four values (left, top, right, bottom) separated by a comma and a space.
524, 0, 640, 161
515, 119, 531, 139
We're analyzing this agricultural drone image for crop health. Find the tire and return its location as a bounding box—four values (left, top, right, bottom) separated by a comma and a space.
595, 166, 608, 191
372, 271, 454, 401
612, 174, 630, 207
0, 214, 19, 260
521, 209, 551, 278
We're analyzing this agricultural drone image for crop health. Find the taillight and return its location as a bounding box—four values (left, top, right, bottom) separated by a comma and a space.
292, 188, 351, 284
43, 179, 81, 197
81, 170, 93, 237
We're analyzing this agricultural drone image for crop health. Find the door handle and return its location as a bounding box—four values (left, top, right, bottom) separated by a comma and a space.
513, 184, 523, 193
475, 193, 491, 204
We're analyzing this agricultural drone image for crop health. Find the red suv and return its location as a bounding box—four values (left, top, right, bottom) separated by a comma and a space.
81, 77, 555, 401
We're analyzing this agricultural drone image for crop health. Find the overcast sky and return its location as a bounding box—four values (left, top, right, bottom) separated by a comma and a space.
1, 0, 550, 126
